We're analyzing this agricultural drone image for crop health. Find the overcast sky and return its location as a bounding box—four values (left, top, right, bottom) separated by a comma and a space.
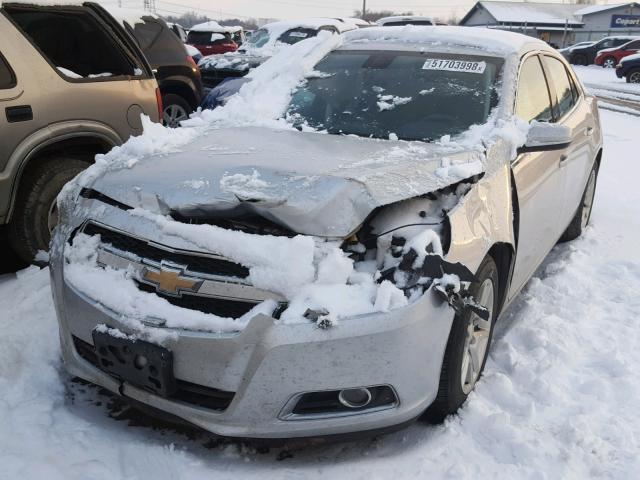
103, 0, 624, 22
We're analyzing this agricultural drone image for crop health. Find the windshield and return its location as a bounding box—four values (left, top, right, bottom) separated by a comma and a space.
246, 28, 270, 48
287, 50, 504, 142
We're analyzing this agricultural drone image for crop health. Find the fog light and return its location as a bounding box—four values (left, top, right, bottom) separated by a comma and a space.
338, 388, 372, 408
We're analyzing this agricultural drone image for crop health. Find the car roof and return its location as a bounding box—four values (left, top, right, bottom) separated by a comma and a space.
261, 17, 357, 34
377, 15, 434, 25
341, 26, 553, 57
190, 21, 242, 33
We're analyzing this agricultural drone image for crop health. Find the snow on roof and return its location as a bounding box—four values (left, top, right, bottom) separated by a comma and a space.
263, 17, 356, 34
377, 15, 434, 25
575, 2, 640, 17
104, 6, 157, 28
466, 1, 583, 26
342, 25, 549, 56
191, 21, 242, 33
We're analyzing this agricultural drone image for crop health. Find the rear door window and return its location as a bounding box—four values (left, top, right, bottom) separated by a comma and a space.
543, 56, 577, 120
515, 56, 553, 122
0, 53, 16, 89
625, 40, 640, 50
5, 6, 142, 80
277, 28, 318, 45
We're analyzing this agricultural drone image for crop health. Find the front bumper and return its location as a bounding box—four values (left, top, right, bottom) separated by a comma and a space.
50, 207, 455, 439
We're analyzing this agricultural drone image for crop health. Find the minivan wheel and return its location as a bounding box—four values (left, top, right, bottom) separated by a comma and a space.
559, 163, 599, 243
162, 94, 192, 128
8, 157, 88, 263
602, 57, 616, 68
425, 255, 499, 422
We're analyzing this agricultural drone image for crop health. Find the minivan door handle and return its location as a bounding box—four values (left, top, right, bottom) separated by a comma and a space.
585, 126, 594, 136
5, 105, 33, 123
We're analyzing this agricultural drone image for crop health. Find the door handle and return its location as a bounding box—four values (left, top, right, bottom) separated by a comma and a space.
559, 154, 568, 164
585, 126, 594, 136
5, 105, 33, 123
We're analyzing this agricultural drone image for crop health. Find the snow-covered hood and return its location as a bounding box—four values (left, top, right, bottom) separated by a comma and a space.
199, 51, 267, 72
88, 127, 484, 238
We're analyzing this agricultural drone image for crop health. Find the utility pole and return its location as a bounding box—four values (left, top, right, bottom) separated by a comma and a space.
362, 0, 366, 20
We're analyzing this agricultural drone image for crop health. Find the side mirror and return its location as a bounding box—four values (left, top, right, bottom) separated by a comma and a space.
518, 121, 572, 154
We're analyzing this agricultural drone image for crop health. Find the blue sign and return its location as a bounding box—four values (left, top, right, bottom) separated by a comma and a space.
611, 14, 640, 28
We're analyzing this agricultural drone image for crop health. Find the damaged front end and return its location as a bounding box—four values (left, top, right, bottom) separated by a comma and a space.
339, 176, 490, 324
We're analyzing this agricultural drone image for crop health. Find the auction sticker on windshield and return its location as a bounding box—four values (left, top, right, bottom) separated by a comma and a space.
422, 58, 487, 74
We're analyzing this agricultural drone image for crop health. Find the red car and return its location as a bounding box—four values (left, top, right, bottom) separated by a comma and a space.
186, 31, 238, 56
595, 38, 640, 68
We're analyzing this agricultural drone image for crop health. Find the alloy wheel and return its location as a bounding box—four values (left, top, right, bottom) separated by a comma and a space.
630, 71, 640, 83
163, 104, 189, 128
460, 278, 495, 394
603, 58, 616, 68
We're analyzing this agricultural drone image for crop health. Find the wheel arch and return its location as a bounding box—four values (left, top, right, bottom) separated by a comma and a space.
4, 125, 120, 223
159, 79, 199, 110
487, 242, 515, 316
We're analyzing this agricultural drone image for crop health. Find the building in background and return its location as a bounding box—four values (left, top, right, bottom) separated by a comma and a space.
460, 1, 640, 47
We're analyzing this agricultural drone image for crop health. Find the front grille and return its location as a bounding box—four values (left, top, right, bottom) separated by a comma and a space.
136, 282, 259, 318
72, 336, 235, 411
83, 223, 250, 279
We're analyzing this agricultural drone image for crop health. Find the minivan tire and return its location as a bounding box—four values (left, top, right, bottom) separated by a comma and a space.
425, 255, 500, 423
8, 157, 88, 263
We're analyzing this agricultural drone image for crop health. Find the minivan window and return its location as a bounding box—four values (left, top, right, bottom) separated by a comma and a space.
515, 56, 553, 123
6, 7, 140, 79
0, 53, 16, 89
288, 51, 503, 142
544, 56, 576, 119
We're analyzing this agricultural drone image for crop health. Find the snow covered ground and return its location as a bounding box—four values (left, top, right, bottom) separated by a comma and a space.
574, 65, 640, 97
1, 107, 639, 479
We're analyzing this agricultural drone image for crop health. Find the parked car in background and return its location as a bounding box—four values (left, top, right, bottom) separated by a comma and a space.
52, 26, 602, 440
616, 53, 640, 82
107, 8, 203, 128
198, 18, 356, 90
185, 44, 203, 64
595, 39, 640, 68
558, 41, 594, 59
0, 1, 160, 262
377, 15, 434, 26
569, 36, 639, 65
187, 21, 243, 56
167, 22, 187, 43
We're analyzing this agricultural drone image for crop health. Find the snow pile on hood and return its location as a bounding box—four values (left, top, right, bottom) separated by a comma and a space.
187, 31, 342, 129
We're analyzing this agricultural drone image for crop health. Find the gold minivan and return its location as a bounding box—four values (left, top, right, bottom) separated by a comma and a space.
0, 1, 161, 262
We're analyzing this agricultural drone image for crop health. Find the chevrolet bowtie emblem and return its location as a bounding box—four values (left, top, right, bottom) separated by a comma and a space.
141, 262, 202, 297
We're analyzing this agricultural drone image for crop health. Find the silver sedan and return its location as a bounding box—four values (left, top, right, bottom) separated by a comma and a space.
50, 27, 602, 439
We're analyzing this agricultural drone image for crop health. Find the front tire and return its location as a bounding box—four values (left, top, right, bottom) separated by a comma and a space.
559, 163, 598, 243
627, 69, 640, 83
425, 255, 500, 422
602, 56, 616, 68
8, 158, 88, 263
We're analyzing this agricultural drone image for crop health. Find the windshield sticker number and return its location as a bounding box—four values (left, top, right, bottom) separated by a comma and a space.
422, 59, 486, 74
289, 32, 309, 38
